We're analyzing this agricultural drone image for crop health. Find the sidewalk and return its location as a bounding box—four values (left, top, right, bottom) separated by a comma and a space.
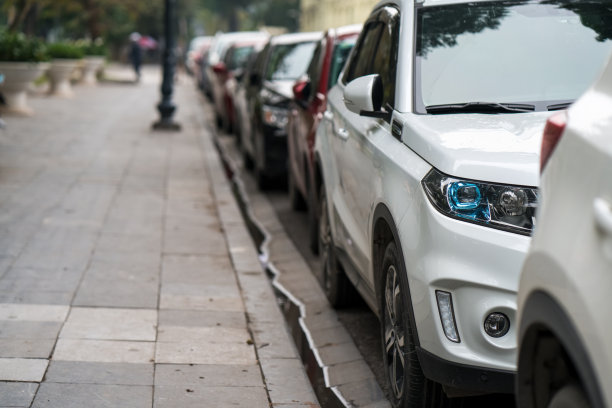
0, 65, 318, 407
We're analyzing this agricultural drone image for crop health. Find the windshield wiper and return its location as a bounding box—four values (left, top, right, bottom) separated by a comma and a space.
425, 102, 535, 114
547, 101, 573, 111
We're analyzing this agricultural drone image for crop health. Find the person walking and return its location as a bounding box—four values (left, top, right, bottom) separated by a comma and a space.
129, 32, 143, 82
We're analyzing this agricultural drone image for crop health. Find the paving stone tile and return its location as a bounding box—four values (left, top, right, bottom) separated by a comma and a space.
260, 358, 318, 405
334, 377, 389, 407
60, 307, 157, 341
163, 224, 229, 256
326, 360, 376, 387
154, 364, 262, 387
0, 304, 69, 322
154, 385, 268, 408
0, 320, 62, 338
158, 310, 246, 329
0, 338, 56, 358
45, 361, 153, 386
155, 341, 256, 365
162, 254, 235, 285
0, 290, 74, 305
0, 358, 48, 381
12, 227, 97, 272
251, 320, 299, 360
96, 232, 161, 254
0, 382, 38, 407
53, 339, 155, 364
308, 325, 354, 349
32, 383, 152, 408
157, 326, 249, 343
317, 342, 363, 366
0, 267, 82, 293
159, 294, 243, 312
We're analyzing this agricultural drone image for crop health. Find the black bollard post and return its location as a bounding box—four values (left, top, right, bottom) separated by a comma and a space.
153, 0, 181, 131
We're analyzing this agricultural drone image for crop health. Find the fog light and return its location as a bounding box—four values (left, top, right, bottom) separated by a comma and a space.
436, 291, 460, 343
484, 313, 510, 338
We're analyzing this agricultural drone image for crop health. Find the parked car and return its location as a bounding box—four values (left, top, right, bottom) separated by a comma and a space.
232, 49, 263, 157
207, 32, 270, 127
313, 0, 612, 406
216, 39, 268, 133
201, 31, 267, 100
185, 36, 212, 76
243, 32, 322, 189
517, 55, 612, 408
287, 24, 361, 253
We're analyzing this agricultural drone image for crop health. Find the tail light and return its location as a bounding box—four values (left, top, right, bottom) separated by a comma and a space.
540, 112, 567, 172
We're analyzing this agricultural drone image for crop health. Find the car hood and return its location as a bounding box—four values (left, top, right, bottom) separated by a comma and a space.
400, 112, 551, 187
261, 80, 294, 105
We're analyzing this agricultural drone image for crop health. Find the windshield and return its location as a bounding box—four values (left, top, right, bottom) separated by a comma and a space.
415, 0, 612, 112
265, 41, 317, 81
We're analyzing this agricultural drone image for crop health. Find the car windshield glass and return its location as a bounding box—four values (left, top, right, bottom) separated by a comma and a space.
227, 46, 254, 70
415, 0, 612, 113
266, 41, 317, 81
328, 37, 357, 90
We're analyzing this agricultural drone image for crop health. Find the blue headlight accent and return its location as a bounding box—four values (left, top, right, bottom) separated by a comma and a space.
448, 182, 481, 211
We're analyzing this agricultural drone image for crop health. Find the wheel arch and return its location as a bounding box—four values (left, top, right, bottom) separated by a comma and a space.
518, 290, 604, 408
372, 203, 421, 347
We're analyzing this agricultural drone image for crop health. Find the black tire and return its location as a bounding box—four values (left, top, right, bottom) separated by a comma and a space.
215, 113, 223, 130
243, 149, 254, 171
256, 165, 270, 190
288, 168, 307, 211
548, 383, 591, 408
318, 184, 353, 307
380, 241, 447, 408
307, 179, 319, 254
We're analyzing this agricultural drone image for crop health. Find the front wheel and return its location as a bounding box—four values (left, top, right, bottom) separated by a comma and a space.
380, 241, 447, 408
318, 184, 353, 307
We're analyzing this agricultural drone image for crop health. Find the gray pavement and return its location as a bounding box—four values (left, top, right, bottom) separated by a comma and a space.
0, 65, 318, 407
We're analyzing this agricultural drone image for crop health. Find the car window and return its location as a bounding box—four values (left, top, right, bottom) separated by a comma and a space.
328, 36, 357, 90
415, 0, 612, 112
305, 39, 325, 98
265, 41, 318, 81
343, 22, 383, 83
227, 46, 255, 71
372, 8, 400, 108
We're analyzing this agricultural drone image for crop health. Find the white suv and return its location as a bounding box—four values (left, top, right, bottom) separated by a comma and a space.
517, 56, 612, 408
313, 0, 612, 405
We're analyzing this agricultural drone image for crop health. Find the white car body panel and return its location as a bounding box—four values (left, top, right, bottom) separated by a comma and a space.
518, 57, 612, 406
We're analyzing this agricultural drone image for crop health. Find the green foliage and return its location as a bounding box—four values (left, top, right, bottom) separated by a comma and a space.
0, 31, 49, 62
77, 38, 108, 57
47, 41, 84, 59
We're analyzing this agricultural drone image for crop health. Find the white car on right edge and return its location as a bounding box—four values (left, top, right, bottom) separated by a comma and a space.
517, 56, 612, 408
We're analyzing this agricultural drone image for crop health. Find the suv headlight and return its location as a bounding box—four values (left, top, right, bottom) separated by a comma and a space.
422, 169, 538, 235
262, 105, 289, 130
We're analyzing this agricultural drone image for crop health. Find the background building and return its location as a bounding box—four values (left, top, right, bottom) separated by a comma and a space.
300, 0, 378, 31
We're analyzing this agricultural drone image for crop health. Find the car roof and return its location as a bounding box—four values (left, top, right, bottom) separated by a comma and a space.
375, 0, 509, 10
270, 31, 323, 46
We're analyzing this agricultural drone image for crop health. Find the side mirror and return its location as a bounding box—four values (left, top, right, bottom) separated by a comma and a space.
343, 74, 383, 115
213, 62, 227, 74
292, 78, 312, 103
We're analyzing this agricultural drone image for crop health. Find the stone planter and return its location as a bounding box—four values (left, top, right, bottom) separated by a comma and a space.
0, 61, 49, 115
80, 56, 105, 85
47, 59, 80, 97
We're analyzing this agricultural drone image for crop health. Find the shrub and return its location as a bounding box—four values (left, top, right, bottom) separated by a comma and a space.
0, 31, 49, 62
47, 42, 84, 59
79, 38, 108, 57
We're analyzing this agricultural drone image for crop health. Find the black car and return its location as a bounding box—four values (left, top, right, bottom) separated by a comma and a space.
243, 32, 322, 189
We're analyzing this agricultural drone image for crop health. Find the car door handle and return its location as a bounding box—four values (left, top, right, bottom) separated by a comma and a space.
594, 198, 612, 236
323, 110, 334, 121
336, 128, 349, 141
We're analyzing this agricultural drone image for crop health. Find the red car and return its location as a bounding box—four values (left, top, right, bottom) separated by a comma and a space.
286, 24, 361, 253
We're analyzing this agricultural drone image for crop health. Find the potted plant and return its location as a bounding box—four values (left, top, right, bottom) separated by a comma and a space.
79, 39, 107, 85
0, 31, 49, 115
47, 41, 84, 97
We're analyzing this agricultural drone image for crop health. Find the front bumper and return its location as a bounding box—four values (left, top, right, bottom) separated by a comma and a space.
399, 192, 531, 381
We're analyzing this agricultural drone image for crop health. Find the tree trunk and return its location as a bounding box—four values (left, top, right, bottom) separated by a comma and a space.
8, 0, 33, 32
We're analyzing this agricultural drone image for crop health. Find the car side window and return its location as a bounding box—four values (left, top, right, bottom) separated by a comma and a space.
305, 39, 325, 100
342, 21, 383, 84
372, 8, 400, 109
